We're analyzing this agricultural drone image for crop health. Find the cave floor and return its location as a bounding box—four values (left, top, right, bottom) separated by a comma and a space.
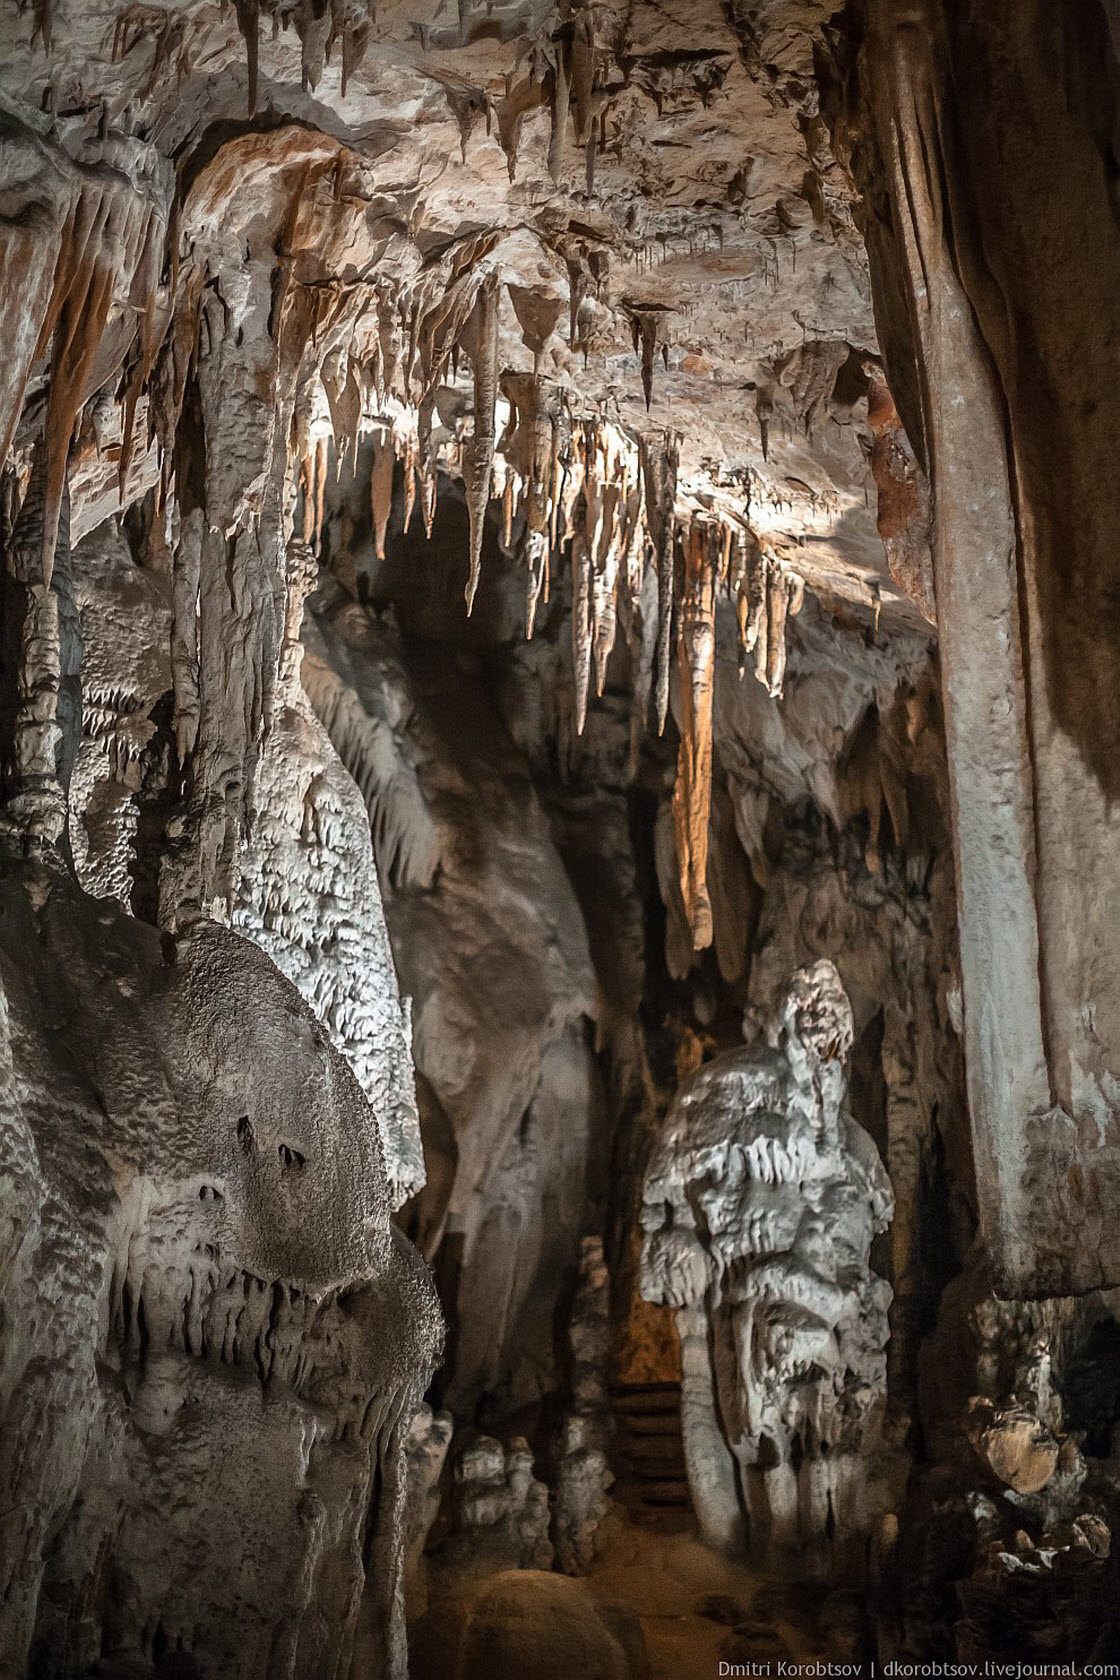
585, 1516, 825, 1678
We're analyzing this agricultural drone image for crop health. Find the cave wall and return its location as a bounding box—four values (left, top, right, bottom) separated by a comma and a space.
834, 0, 1120, 1297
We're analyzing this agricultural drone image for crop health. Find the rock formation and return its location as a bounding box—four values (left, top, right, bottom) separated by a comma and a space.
0, 860, 440, 1678
640, 960, 898, 1578
1, 0, 1120, 1673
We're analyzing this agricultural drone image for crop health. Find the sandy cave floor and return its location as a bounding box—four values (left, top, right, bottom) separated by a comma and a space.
584, 1516, 833, 1678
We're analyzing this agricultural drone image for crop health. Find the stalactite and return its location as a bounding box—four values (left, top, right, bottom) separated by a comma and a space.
565, 256, 588, 352
151, 265, 206, 509
627, 306, 673, 411
370, 426, 394, 561
763, 563, 801, 698
548, 33, 571, 184
321, 348, 362, 473
569, 7, 596, 149
171, 509, 202, 765
425, 69, 490, 162
547, 436, 561, 554
507, 285, 564, 376
418, 391, 437, 539
495, 76, 548, 183
755, 386, 772, 462
28, 0, 53, 52
33, 174, 159, 586
864, 362, 935, 623
158, 233, 316, 927
499, 473, 513, 550
591, 520, 619, 697
313, 434, 329, 552
0, 124, 71, 476
119, 208, 170, 499
501, 372, 563, 637
672, 521, 717, 952
110, 11, 189, 93
401, 427, 418, 535
638, 430, 678, 734
738, 536, 768, 678
622, 470, 645, 610
460, 275, 500, 613
377, 283, 403, 401
731, 535, 800, 697
336, 0, 375, 98
233, 0, 261, 115
571, 532, 593, 735
577, 424, 627, 701
295, 0, 331, 90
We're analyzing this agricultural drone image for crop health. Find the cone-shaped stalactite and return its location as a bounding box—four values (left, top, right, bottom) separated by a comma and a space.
672, 521, 717, 952
371, 426, 395, 561
461, 274, 501, 613
638, 430, 679, 735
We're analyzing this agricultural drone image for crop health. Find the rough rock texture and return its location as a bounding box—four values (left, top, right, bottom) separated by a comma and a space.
411, 1569, 648, 1680
304, 584, 601, 1416
0, 858, 440, 1679
640, 960, 899, 1578
64, 516, 426, 1206
6, 0, 1120, 1671
834, 0, 1120, 1297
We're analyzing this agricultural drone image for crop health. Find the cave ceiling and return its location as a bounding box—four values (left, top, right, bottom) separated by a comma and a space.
0, 0, 912, 629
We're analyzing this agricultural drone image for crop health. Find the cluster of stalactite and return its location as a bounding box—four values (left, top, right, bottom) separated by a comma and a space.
0, 106, 801, 963
230, 0, 378, 112
224, 0, 610, 189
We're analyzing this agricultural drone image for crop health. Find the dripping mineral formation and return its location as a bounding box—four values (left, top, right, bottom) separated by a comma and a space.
1, 0, 1120, 1675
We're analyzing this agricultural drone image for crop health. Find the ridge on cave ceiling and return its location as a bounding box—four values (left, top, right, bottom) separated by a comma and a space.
0, 0, 933, 949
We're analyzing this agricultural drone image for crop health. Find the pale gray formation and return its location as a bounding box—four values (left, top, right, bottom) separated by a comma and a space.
0, 861, 440, 1680
64, 520, 425, 1206
401, 1403, 455, 1623
640, 960, 898, 1577
554, 1236, 615, 1576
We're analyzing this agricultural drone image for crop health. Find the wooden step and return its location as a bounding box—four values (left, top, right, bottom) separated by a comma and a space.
617, 1411, 681, 1437
609, 1382, 695, 1533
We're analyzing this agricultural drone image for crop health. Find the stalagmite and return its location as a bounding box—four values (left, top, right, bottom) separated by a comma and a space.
0, 444, 80, 843
641, 964, 896, 1575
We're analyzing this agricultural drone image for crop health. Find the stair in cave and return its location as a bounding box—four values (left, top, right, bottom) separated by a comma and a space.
610, 1382, 695, 1534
